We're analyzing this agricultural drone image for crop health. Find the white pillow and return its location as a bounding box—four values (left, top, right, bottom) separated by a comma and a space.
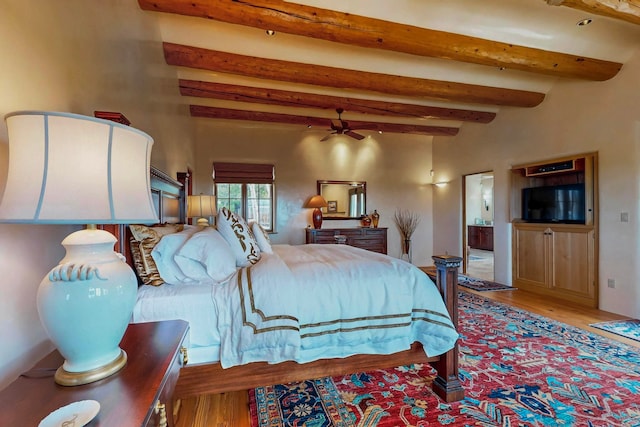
250, 221, 273, 254
216, 207, 261, 267
151, 230, 207, 285
175, 227, 237, 283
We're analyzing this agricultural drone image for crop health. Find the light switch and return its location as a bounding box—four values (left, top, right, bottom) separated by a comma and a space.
621, 212, 629, 223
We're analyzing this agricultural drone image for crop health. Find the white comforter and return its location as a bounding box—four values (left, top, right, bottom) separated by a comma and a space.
133, 244, 458, 367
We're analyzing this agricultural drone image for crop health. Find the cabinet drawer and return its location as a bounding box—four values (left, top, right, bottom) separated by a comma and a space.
313, 235, 340, 244
306, 228, 387, 254
334, 229, 363, 238
362, 229, 386, 237
144, 344, 187, 427
352, 237, 384, 246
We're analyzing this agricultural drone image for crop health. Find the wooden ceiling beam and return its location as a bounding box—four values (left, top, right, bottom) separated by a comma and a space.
179, 80, 496, 123
189, 105, 459, 136
139, 0, 622, 81
547, 0, 640, 26
165, 43, 545, 108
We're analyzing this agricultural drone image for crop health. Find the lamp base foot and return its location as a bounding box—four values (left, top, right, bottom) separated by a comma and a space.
54, 349, 128, 386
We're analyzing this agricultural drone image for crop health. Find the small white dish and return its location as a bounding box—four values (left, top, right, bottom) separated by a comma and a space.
38, 400, 100, 427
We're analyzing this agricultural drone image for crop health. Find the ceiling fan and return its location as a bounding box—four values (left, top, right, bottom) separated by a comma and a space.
320, 108, 365, 141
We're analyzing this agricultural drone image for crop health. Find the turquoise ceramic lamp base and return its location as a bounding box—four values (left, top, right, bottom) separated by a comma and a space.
37, 228, 138, 386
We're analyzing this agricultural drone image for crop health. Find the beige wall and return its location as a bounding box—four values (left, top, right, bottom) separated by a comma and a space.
191, 120, 435, 260
3, 0, 638, 393
433, 48, 640, 318
0, 0, 195, 388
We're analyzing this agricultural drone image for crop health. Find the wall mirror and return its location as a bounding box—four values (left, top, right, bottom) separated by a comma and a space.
317, 180, 366, 219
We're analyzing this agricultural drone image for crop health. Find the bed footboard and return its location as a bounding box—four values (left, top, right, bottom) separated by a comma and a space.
430, 254, 464, 402
174, 254, 464, 403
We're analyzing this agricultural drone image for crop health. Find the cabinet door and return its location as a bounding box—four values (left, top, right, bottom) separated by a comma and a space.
467, 226, 480, 249
513, 224, 548, 289
482, 228, 494, 251
549, 226, 595, 300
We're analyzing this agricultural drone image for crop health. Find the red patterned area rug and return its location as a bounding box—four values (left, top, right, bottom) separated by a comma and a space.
249, 291, 640, 426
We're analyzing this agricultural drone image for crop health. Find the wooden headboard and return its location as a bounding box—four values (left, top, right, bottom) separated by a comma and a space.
99, 166, 187, 265
150, 166, 186, 224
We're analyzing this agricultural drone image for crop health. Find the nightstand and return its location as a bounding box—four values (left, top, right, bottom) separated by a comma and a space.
0, 320, 189, 426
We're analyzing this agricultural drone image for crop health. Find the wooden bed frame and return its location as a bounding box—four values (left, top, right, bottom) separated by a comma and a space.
107, 167, 464, 403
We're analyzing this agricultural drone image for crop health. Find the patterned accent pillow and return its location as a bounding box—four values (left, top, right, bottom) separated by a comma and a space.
250, 221, 273, 254
129, 224, 183, 286
216, 207, 261, 267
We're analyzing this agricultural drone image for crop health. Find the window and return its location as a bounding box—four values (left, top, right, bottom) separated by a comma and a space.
213, 163, 275, 231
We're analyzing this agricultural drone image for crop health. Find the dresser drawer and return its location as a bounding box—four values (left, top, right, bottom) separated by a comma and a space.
311, 233, 340, 244
144, 343, 187, 427
306, 227, 387, 254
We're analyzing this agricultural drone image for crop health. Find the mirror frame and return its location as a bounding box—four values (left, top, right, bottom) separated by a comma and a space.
317, 180, 366, 219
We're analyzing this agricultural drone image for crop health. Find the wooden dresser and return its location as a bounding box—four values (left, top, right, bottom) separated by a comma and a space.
0, 320, 189, 427
467, 225, 494, 251
306, 227, 387, 254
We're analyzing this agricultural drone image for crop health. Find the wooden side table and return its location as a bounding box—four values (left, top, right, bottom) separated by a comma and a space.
0, 320, 189, 426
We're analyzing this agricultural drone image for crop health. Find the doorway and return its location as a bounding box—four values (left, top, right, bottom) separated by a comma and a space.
463, 172, 494, 281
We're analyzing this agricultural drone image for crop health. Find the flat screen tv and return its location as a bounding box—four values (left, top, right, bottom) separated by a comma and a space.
522, 183, 585, 224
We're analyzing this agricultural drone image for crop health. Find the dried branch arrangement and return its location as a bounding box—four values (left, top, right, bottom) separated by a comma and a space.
394, 209, 420, 240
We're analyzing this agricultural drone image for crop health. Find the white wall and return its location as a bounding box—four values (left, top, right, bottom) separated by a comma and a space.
433, 48, 640, 318
191, 120, 436, 262
0, 0, 195, 388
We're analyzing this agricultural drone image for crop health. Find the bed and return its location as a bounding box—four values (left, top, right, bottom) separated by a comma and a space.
109, 167, 464, 403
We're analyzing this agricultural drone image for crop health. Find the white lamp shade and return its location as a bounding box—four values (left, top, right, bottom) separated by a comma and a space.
187, 194, 217, 218
0, 111, 158, 224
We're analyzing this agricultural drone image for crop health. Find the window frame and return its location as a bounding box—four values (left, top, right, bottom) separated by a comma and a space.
213, 163, 276, 232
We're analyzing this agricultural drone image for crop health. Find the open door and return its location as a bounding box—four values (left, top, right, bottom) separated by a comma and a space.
463, 172, 494, 281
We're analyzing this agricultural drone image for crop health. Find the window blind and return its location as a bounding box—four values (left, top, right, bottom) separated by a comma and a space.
213, 162, 274, 184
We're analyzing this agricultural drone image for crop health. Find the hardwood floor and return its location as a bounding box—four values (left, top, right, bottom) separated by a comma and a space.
174, 389, 251, 427
173, 287, 638, 427
465, 248, 494, 281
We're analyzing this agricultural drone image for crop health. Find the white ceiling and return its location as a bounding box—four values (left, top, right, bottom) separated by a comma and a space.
139, 0, 640, 133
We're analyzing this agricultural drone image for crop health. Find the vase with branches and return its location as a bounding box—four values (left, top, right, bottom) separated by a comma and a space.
394, 209, 420, 262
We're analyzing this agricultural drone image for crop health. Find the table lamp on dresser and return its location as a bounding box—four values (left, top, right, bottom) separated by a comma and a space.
0, 111, 158, 386
306, 195, 328, 229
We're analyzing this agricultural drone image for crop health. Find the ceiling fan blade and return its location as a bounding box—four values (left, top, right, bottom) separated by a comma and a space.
345, 130, 365, 140
320, 132, 336, 141
330, 119, 343, 129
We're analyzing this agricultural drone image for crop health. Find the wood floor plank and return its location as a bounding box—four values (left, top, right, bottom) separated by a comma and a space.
174, 287, 638, 426
175, 391, 251, 427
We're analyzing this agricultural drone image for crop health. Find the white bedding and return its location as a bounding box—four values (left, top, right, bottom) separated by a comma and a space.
132, 243, 458, 367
